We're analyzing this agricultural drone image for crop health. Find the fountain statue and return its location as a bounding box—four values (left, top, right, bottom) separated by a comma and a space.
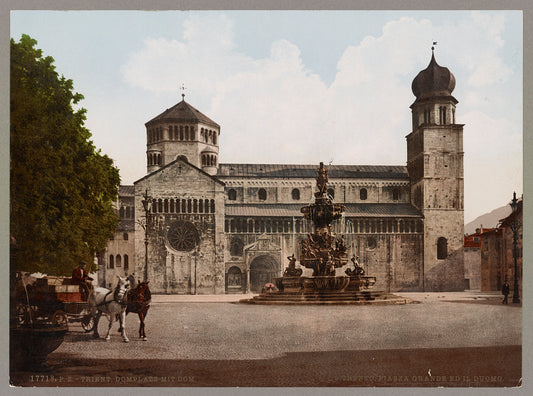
241, 162, 411, 305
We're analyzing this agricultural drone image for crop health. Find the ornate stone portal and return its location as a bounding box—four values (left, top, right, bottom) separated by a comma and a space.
241, 162, 412, 305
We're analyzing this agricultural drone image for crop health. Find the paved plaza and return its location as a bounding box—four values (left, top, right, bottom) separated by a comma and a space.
10, 291, 522, 388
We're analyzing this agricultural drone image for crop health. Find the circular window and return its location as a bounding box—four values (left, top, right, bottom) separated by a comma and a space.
367, 237, 377, 249
167, 221, 199, 251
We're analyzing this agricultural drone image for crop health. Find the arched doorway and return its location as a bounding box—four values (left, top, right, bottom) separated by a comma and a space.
249, 255, 278, 293
226, 266, 243, 293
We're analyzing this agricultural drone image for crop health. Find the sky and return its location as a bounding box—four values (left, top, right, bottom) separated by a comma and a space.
10, 10, 523, 225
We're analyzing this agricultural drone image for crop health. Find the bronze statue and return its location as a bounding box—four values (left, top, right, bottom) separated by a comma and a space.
283, 254, 302, 277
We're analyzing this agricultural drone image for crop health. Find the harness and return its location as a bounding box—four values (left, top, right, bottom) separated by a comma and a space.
96, 288, 128, 308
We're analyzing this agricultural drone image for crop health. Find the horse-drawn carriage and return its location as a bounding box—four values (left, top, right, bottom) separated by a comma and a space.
14, 275, 95, 332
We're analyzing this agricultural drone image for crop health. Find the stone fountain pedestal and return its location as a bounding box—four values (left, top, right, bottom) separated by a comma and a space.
242, 274, 412, 305
240, 162, 414, 306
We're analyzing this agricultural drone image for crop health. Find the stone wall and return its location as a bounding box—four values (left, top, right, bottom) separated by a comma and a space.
423, 210, 465, 291
223, 224, 424, 293
134, 159, 225, 294
223, 178, 411, 205
464, 247, 481, 290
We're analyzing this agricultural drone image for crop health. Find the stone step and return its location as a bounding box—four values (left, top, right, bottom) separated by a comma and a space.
239, 298, 412, 305
239, 291, 414, 305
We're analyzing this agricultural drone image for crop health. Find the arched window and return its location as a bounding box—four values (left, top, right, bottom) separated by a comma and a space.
116, 255, 122, 267
360, 188, 367, 200
199, 199, 203, 213
228, 189, 237, 200
123, 232, 128, 240
185, 126, 189, 140
180, 126, 184, 140
158, 153, 161, 165
193, 199, 198, 213
124, 255, 129, 270
204, 199, 210, 213
258, 188, 267, 201
109, 255, 114, 269
292, 188, 300, 200
440, 106, 447, 125
164, 199, 169, 212
227, 266, 242, 287
187, 199, 192, 213
125, 206, 131, 218
158, 199, 163, 213
392, 188, 400, 201
327, 188, 335, 199
119, 206, 125, 218
213, 133, 217, 145
170, 199, 175, 213
424, 108, 431, 124
210, 199, 215, 213
190, 126, 195, 140
437, 237, 448, 259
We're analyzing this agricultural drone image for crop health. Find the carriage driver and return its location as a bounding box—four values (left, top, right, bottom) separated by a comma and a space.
72, 261, 94, 299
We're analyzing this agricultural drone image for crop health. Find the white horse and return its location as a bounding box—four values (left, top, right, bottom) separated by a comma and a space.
90, 276, 130, 342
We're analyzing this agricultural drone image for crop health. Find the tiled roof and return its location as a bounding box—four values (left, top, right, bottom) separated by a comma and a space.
218, 164, 408, 180
119, 185, 135, 196
499, 200, 522, 228
226, 203, 422, 218
146, 100, 219, 128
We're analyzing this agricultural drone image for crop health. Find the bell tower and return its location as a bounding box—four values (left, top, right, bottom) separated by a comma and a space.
406, 48, 464, 291
144, 91, 220, 175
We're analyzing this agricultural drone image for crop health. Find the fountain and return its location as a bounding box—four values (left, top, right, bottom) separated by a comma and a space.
241, 162, 412, 305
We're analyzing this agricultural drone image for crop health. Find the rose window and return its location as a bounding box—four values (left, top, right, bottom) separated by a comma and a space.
167, 221, 199, 251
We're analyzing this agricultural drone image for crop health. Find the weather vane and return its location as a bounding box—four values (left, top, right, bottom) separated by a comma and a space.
431, 41, 438, 52
180, 83, 187, 101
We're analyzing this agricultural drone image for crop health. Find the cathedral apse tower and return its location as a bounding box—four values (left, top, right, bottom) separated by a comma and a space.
407, 48, 465, 291
144, 92, 220, 176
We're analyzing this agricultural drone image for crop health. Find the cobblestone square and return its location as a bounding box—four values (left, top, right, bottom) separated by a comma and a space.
10, 291, 522, 387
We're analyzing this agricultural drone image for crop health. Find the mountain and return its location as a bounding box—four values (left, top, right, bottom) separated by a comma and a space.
465, 204, 511, 235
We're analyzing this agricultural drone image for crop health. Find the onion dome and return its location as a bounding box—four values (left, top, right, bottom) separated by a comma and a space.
411, 51, 456, 100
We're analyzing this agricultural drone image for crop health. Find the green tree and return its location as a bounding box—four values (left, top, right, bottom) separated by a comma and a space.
10, 35, 120, 275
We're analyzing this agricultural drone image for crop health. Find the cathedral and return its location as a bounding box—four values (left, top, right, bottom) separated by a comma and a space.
98, 50, 465, 294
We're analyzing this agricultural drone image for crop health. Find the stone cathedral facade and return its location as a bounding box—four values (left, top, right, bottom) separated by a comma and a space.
99, 51, 465, 294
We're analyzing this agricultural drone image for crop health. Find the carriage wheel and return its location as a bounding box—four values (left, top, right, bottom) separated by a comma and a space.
15, 303, 31, 325
81, 315, 95, 332
51, 310, 68, 327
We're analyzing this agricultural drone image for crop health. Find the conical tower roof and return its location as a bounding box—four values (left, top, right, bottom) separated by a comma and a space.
145, 99, 220, 128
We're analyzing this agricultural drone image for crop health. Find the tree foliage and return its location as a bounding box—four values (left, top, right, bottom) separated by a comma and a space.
10, 35, 120, 275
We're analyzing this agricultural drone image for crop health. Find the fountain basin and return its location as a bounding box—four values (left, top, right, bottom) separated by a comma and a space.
10, 324, 68, 371
346, 276, 377, 291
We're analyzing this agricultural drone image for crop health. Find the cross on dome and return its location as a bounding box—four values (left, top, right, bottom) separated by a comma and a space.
180, 83, 187, 101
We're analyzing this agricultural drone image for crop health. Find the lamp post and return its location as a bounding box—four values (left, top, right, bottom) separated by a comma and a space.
194, 247, 198, 295
141, 189, 152, 282
510, 192, 521, 304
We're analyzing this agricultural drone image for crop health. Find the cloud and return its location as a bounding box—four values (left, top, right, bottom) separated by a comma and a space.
119, 12, 521, 221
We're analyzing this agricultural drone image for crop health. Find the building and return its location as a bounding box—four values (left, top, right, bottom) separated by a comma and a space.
99, 50, 465, 294
463, 227, 495, 290
98, 186, 135, 288
480, 198, 522, 294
